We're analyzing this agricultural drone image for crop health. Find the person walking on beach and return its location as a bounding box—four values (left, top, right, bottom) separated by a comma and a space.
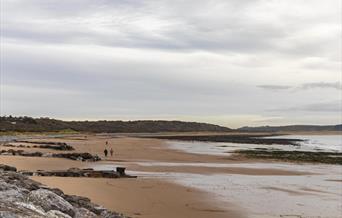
104, 148, 108, 157
110, 148, 114, 157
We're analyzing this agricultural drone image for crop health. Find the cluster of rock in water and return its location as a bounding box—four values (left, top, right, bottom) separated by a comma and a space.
0, 164, 128, 218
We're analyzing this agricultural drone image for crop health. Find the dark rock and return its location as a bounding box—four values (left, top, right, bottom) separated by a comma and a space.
21, 151, 43, 157
52, 153, 101, 162
28, 168, 126, 179
0, 164, 17, 172
14, 141, 75, 151
19, 170, 34, 176
0, 149, 99, 162
0, 149, 42, 157
116, 167, 126, 176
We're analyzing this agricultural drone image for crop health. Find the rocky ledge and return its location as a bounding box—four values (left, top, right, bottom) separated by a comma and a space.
0, 164, 128, 218
3, 142, 74, 151
0, 149, 101, 162
21, 167, 137, 179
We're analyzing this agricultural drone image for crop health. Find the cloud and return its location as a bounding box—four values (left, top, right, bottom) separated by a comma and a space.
1, 0, 340, 56
300, 82, 342, 90
269, 101, 341, 113
258, 81, 342, 91
257, 85, 292, 90
0, 0, 340, 127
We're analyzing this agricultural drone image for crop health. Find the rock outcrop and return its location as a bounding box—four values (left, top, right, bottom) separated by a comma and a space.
0, 150, 101, 162
50, 153, 101, 161
0, 165, 127, 218
3, 142, 75, 151
21, 167, 137, 179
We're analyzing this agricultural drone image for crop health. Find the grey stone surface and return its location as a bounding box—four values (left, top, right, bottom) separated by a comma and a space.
28, 189, 75, 217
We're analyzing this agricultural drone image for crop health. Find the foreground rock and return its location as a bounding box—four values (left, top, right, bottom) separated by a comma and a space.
0, 149, 101, 161
0, 165, 128, 218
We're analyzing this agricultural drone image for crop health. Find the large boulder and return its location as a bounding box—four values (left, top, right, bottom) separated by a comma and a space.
74, 208, 97, 218
27, 189, 75, 217
45, 210, 72, 218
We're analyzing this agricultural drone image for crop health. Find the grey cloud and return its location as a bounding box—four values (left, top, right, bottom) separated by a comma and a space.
1, 0, 340, 126
257, 85, 292, 90
300, 82, 342, 90
1, 0, 338, 56
270, 101, 341, 113
258, 82, 342, 91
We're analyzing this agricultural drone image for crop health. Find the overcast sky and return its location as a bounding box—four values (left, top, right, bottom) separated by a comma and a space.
0, 0, 341, 128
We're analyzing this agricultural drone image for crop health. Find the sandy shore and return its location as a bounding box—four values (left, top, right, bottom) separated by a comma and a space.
1, 134, 341, 218
0, 135, 249, 217
33, 176, 244, 218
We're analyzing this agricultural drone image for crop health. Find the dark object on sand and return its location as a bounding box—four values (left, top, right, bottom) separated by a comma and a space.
116, 167, 126, 176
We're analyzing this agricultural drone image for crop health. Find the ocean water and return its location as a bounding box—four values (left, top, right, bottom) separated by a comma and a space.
167, 134, 342, 155
266, 134, 342, 152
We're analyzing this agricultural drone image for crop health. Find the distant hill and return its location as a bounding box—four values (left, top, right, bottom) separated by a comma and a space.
0, 116, 231, 133
238, 124, 342, 132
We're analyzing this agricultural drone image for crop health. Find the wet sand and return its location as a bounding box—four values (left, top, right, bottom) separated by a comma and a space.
33, 176, 244, 218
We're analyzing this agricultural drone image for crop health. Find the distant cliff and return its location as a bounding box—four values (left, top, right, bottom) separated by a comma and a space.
238, 124, 342, 132
0, 116, 231, 133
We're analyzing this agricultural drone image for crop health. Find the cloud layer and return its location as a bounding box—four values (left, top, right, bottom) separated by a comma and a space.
0, 0, 341, 127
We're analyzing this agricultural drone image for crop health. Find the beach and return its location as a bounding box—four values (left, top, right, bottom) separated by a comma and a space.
0, 134, 341, 218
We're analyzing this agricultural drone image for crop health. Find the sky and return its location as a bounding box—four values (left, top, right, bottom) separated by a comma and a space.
0, 0, 341, 128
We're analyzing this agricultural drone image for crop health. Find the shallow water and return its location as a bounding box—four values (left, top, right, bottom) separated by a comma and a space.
94, 161, 342, 218
173, 171, 341, 218
166, 134, 342, 155
266, 134, 342, 152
